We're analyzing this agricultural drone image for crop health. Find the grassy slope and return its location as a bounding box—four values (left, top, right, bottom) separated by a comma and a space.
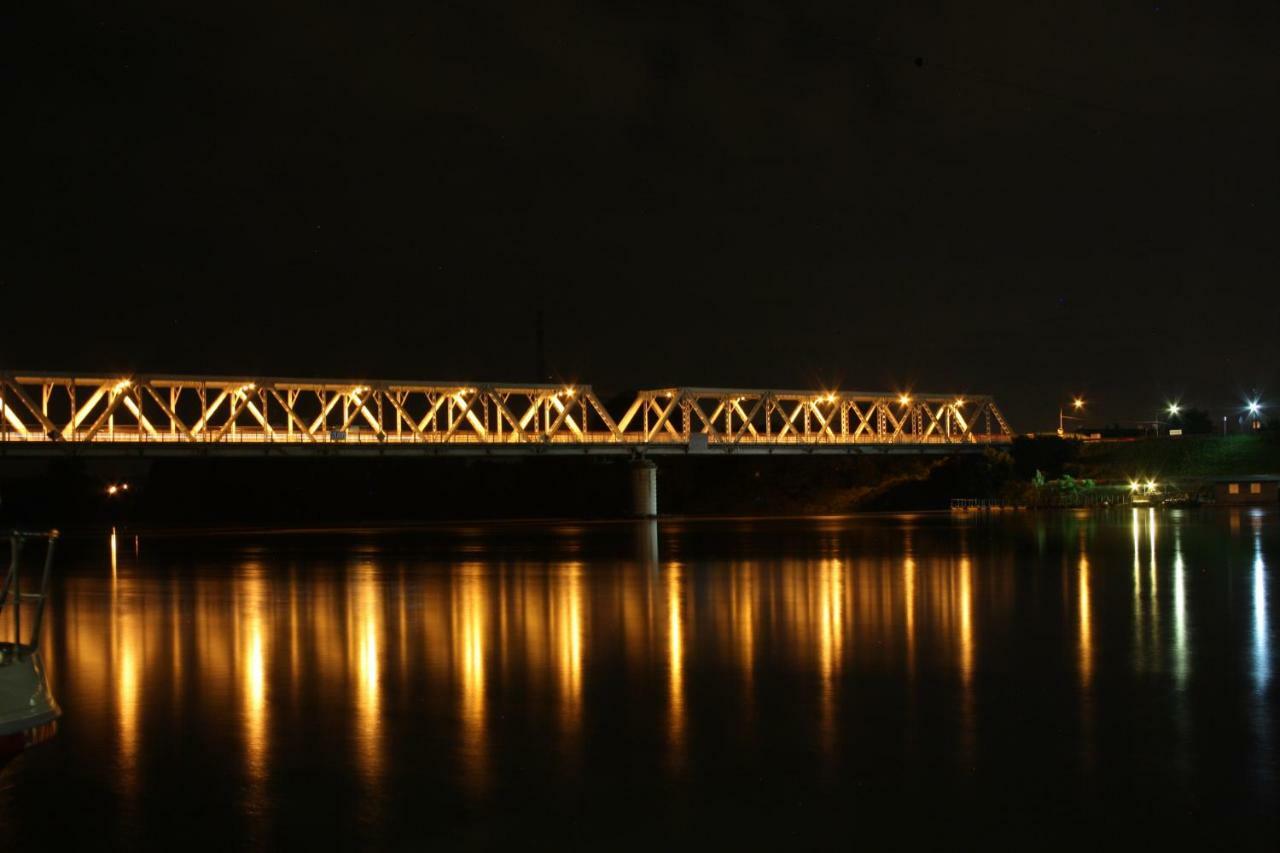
1075, 434, 1280, 482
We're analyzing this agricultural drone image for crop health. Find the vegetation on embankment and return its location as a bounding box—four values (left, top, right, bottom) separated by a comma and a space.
855, 433, 1280, 511
1073, 433, 1280, 481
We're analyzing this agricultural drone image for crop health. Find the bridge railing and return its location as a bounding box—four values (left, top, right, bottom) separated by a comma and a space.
0, 373, 1014, 449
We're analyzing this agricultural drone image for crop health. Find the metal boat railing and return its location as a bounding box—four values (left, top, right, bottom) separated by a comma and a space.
0, 529, 58, 663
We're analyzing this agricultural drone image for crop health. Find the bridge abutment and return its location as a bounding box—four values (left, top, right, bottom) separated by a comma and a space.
630, 458, 657, 518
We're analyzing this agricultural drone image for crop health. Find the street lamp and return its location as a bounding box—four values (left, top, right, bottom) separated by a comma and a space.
1059, 397, 1085, 436
1160, 402, 1182, 437
1246, 398, 1263, 431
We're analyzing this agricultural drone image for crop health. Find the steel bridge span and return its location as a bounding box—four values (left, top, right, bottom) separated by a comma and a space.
1, 372, 1016, 515
0, 372, 1014, 459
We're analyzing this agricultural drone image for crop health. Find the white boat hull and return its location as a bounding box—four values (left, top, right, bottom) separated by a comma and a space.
0, 649, 61, 757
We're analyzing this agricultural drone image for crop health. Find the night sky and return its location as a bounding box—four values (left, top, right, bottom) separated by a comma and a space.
9, 2, 1279, 430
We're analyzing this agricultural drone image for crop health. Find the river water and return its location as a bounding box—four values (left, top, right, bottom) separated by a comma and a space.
1, 509, 1276, 849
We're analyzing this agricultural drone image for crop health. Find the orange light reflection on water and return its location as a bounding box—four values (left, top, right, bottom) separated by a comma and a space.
454, 565, 488, 796
666, 562, 685, 768
47, 518, 1212, 822
554, 562, 584, 735
241, 568, 269, 789
1078, 552, 1092, 686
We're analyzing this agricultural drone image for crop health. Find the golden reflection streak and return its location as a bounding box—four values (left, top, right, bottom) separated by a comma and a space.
115, 601, 140, 781
817, 559, 845, 755
1076, 528, 1096, 771
666, 562, 685, 768
956, 551, 976, 764
398, 572, 409, 691
351, 564, 383, 784
108, 529, 141, 789
555, 562, 584, 735
958, 556, 973, 683
242, 569, 268, 787
1078, 552, 1092, 686
734, 565, 755, 694
288, 569, 300, 705
454, 565, 488, 795
903, 556, 917, 676
169, 576, 182, 709
1132, 509, 1144, 665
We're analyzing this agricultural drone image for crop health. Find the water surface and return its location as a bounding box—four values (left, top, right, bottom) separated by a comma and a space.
1, 509, 1276, 848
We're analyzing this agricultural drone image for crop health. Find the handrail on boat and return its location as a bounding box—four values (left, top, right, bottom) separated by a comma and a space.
1, 529, 59, 661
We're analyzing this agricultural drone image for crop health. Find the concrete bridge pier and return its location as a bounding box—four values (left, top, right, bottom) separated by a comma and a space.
634, 518, 659, 570
630, 458, 657, 518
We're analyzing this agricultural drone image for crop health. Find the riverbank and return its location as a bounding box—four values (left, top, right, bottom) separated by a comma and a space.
1, 454, 940, 527
2, 433, 1274, 528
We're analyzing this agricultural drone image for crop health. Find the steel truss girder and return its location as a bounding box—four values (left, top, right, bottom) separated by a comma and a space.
0, 373, 1014, 451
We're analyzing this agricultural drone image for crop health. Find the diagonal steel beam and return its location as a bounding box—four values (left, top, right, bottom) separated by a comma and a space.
191, 388, 232, 435
547, 394, 584, 439
920, 402, 947, 440
644, 394, 681, 442
417, 392, 451, 435
850, 402, 875, 439
308, 390, 344, 434
382, 390, 426, 441
646, 399, 682, 439
582, 391, 619, 440
211, 390, 256, 442
0, 378, 57, 436
730, 397, 765, 442
441, 390, 481, 441
142, 383, 195, 440
614, 395, 646, 434
120, 393, 160, 437
61, 383, 110, 439
81, 388, 132, 441
809, 400, 837, 440
775, 400, 805, 439
267, 388, 317, 440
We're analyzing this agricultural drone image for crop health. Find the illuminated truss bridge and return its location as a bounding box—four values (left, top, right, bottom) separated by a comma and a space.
0, 372, 1013, 457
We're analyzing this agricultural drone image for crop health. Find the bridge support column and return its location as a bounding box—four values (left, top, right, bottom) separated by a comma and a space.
630, 458, 657, 518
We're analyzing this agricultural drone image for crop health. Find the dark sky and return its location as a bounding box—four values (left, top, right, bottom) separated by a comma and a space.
9, 1, 1279, 429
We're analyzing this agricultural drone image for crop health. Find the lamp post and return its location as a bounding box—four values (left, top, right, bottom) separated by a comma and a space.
1058, 397, 1085, 436
1161, 402, 1181, 437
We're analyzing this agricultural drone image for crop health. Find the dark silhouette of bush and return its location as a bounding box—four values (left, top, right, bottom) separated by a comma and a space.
1174, 407, 1213, 434
1011, 436, 1080, 480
